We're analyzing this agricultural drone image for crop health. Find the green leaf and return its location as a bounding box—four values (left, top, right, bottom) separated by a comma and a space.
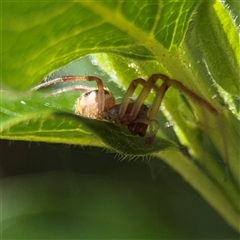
1, 0, 240, 235
2, 1, 200, 90
195, 1, 240, 96
0, 90, 174, 155
154, 1, 200, 51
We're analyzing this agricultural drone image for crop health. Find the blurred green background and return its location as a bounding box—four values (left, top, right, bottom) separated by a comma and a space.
1, 140, 238, 239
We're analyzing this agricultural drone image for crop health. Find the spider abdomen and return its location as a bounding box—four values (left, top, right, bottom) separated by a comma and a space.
75, 89, 115, 119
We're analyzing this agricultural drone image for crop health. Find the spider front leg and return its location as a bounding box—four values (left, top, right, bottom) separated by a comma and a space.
30, 76, 106, 114
43, 85, 95, 98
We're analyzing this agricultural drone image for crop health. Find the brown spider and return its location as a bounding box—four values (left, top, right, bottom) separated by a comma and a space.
30, 73, 218, 147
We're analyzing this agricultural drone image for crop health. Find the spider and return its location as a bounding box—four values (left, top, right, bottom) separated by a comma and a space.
30, 73, 218, 147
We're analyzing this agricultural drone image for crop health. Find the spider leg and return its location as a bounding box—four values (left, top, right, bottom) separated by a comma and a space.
29, 77, 65, 92
148, 83, 169, 120
128, 74, 166, 121
167, 79, 218, 114
128, 74, 218, 122
118, 78, 148, 118
127, 122, 148, 137
43, 85, 95, 98
30, 76, 105, 114
129, 82, 168, 146
151, 74, 218, 114
131, 119, 159, 147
